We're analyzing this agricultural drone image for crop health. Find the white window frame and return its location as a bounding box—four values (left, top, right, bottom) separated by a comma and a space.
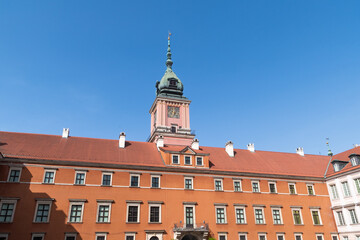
184, 155, 192, 165
329, 184, 339, 199
276, 233, 285, 240
96, 202, 112, 223
252, 181, 260, 193
196, 156, 203, 166
67, 201, 85, 223
268, 181, 277, 193
254, 207, 265, 224
33, 200, 53, 223
215, 206, 227, 224
0, 234, 8, 240
183, 204, 196, 227
235, 206, 247, 224
316, 234, 324, 240
172, 154, 180, 164
288, 183, 297, 194
74, 171, 87, 185
307, 184, 315, 195
101, 172, 113, 186
148, 203, 162, 223
291, 207, 303, 225
7, 167, 22, 182
126, 203, 140, 223
0, 199, 17, 223
129, 174, 140, 187
310, 209, 322, 225
32, 233, 45, 240
238, 233, 247, 240
184, 177, 193, 190
218, 233, 227, 240
214, 179, 223, 191
43, 169, 57, 184
125, 233, 136, 240
336, 210, 346, 225
258, 233, 267, 240
64, 233, 77, 240
343, 236, 349, 240
341, 181, 351, 197
150, 175, 161, 188
233, 179, 242, 192
331, 235, 338, 240
95, 233, 107, 240
271, 207, 283, 225
354, 178, 360, 194
349, 208, 359, 224
294, 233, 303, 240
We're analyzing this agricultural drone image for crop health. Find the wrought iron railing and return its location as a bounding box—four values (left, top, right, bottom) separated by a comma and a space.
173, 222, 209, 231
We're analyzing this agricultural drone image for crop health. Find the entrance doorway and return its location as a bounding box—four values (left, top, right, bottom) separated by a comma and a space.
181, 234, 198, 240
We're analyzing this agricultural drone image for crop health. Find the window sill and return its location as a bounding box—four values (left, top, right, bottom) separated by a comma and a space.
350, 223, 360, 225
270, 192, 278, 194
148, 222, 162, 224
73, 184, 86, 186
255, 223, 266, 225
67, 222, 83, 224
101, 185, 112, 187
42, 183, 55, 185
236, 223, 247, 225
274, 223, 284, 225
129, 186, 140, 188
290, 193, 297, 195
234, 190, 243, 193
33, 222, 50, 224
6, 181, 20, 184
215, 190, 224, 192
126, 222, 140, 224
96, 222, 111, 224
294, 224, 304, 226
313, 224, 323, 226
184, 188, 194, 191
150, 187, 160, 189
252, 192, 261, 194
216, 223, 228, 225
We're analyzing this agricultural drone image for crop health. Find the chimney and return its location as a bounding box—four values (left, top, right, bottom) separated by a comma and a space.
247, 143, 255, 152
225, 141, 234, 157
191, 139, 199, 150
119, 132, 126, 148
62, 128, 70, 138
157, 135, 164, 148
296, 147, 304, 156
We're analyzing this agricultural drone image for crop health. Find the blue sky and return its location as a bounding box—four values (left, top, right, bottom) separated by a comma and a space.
1, 1, 360, 155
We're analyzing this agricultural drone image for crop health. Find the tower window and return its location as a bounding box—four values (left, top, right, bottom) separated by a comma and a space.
169, 79, 177, 88
171, 126, 176, 133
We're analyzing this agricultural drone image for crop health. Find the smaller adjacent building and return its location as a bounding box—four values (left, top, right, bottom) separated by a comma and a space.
326, 146, 360, 240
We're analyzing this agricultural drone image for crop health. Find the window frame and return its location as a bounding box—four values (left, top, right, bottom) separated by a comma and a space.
238, 233, 247, 240
196, 156, 203, 166
276, 233, 285, 240
288, 183, 297, 194
33, 200, 52, 223
31, 233, 45, 240
214, 179, 223, 191
271, 207, 283, 225
307, 184, 315, 195
291, 208, 303, 225
316, 234, 324, 240
96, 202, 112, 223
0, 199, 17, 223
64, 233, 77, 240
95, 233, 107, 240
294, 234, 303, 240
218, 233, 227, 240
151, 175, 161, 188
349, 208, 359, 224
184, 155, 192, 165
183, 204, 196, 228
235, 206, 247, 224
331, 235, 338, 240
148, 203, 161, 223
354, 178, 360, 194
7, 167, 22, 183
252, 180, 260, 193
341, 181, 351, 197
268, 181, 277, 193
67, 201, 85, 223
310, 209, 322, 225
184, 177, 193, 190
43, 169, 56, 184
215, 206, 227, 224
329, 184, 339, 199
126, 203, 140, 223
336, 210, 346, 225
258, 233, 267, 240
129, 174, 140, 187
74, 171, 87, 185
0, 233, 8, 240
125, 233, 136, 240
172, 154, 180, 164
101, 172, 113, 186
233, 179, 242, 192
254, 207, 265, 224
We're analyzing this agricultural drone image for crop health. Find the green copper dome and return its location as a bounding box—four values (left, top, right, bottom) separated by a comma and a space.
156, 35, 185, 98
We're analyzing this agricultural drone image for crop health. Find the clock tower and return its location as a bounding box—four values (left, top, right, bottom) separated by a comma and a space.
148, 35, 195, 145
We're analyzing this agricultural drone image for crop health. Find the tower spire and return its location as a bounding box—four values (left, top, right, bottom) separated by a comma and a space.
166, 32, 173, 69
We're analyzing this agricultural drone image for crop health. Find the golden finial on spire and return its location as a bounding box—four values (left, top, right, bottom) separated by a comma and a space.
168, 32, 171, 40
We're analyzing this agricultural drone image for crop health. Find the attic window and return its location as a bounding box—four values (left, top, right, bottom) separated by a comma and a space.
350, 154, 360, 166
169, 79, 177, 89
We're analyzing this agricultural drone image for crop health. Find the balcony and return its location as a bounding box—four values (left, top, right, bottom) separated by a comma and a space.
173, 222, 209, 232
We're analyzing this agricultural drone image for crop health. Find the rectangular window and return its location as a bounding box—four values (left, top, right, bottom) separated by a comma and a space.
316, 234, 324, 240
258, 234, 266, 240
269, 182, 277, 193
218, 234, 227, 240
0, 234, 8, 240
307, 184, 315, 195
69, 204, 83, 223
254, 208, 264, 224
289, 183, 296, 194
216, 207, 226, 223
239, 234, 247, 240
277, 234, 285, 240
172, 155, 179, 164
125, 234, 135, 240
330, 184, 339, 199
97, 204, 111, 223
215, 179, 223, 191
7, 168, 21, 182
311, 209, 322, 225
342, 181, 351, 197
149, 205, 160, 223
292, 209, 302, 225
196, 157, 203, 166
0, 200, 16, 223
234, 180, 242, 192
95, 233, 107, 240
331, 235, 338, 240
65, 233, 77, 240
343, 237, 349, 240
185, 206, 194, 228
127, 205, 139, 223
252, 181, 260, 192
151, 175, 160, 188
43, 170, 56, 184
235, 208, 246, 224
295, 235, 302, 240
102, 173, 112, 186
34, 201, 51, 223
184, 156, 191, 165
130, 174, 140, 187
32, 234, 44, 240
272, 208, 282, 224
337, 210, 346, 225
74, 171, 86, 185
349, 209, 359, 224
184, 177, 193, 190
354, 178, 360, 194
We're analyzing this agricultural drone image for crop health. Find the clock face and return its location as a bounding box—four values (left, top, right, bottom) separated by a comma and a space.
167, 106, 180, 118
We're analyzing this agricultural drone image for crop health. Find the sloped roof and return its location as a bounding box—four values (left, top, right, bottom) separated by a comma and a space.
326, 146, 360, 177
0, 131, 331, 178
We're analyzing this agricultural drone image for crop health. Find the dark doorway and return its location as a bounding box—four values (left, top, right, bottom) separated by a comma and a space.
150, 237, 159, 240
181, 235, 198, 240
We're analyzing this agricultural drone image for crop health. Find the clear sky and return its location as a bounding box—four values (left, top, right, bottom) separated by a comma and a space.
1, 1, 360, 155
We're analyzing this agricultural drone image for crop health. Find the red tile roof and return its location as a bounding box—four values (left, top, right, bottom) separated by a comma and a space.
0, 131, 331, 178
325, 146, 360, 177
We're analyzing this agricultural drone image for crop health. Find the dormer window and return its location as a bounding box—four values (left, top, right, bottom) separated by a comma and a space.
332, 160, 347, 172
169, 79, 177, 89
350, 154, 360, 166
